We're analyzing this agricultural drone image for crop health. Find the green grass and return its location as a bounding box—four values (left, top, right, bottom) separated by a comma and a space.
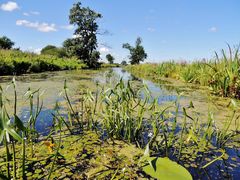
0, 49, 85, 75
126, 46, 240, 99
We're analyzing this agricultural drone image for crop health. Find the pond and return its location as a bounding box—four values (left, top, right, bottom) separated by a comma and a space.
0, 67, 237, 133
0, 68, 239, 179
0, 67, 238, 135
0, 68, 181, 134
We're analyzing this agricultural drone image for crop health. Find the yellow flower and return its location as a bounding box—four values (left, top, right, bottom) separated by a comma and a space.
43, 141, 55, 153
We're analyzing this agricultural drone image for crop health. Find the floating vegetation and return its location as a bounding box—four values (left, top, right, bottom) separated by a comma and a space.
0, 76, 239, 179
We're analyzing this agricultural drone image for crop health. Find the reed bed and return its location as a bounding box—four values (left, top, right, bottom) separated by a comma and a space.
126, 46, 240, 99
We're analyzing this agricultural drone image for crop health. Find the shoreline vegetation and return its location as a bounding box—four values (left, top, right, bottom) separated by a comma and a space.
126, 46, 240, 100
0, 49, 120, 76
0, 49, 84, 75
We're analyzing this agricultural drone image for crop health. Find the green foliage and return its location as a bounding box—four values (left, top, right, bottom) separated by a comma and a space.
0, 49, 85, 75
0, 36, 14, 50
121, 60, 127, 66
41, 45, 67, 58
100, 63, 119, 68
63, 2, 102, 68
126, 45, 240, 99
123, 37, 147, 65
106, 54, 114, 64
142, 157, 192, 180
100, 79, 150, 143
0, 76, 238, 179
0, 107, 22, 143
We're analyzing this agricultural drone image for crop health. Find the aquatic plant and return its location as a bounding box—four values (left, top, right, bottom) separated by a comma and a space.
0, 77, 239, 179
126, 45, 240, 99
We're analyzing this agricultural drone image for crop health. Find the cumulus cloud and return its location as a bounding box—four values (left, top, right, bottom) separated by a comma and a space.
16, 20, 57, 32
209, 26, 217, 32
0, 1, 19, 11
147, 27, 156, 32
61, 25, 74, 30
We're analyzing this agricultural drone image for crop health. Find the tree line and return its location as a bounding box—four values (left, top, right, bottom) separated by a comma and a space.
0, 1, 148, 68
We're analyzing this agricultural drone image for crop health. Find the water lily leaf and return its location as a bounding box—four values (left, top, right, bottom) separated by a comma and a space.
143, 157, 192, 180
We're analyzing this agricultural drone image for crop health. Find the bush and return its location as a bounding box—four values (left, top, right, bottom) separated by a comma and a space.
0, 50, 84, 75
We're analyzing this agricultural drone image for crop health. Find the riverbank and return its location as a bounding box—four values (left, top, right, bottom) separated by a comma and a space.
126, 48, 240, 99
0, 50, 121, 76
0, 49, 85, 75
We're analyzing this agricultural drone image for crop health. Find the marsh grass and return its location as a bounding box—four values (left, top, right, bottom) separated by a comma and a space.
126, 45, 240, 99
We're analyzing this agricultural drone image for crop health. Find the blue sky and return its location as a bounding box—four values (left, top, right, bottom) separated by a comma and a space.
0, 0, 239, 63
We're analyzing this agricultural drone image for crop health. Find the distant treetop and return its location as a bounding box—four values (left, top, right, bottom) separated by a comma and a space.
122, 37, 147, 65
0, 36, 15, 50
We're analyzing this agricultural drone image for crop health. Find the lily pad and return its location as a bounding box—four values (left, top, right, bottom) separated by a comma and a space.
143, 157, 192, 180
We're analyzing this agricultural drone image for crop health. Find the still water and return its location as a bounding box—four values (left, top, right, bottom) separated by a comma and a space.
0, 68, 239, 179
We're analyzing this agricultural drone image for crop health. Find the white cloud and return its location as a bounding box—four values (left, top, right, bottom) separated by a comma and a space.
147, 27, 156, 32
99, 47, 109, 53
209, 26, 217, 32
26, 47, 42, 54
1, 1, 19, 11
72, 34, 81, 38
34, 48, 42, 54
23, 11, 40, 16
61, 25, 74, 30
23, 12, 29, 16
16, 20, 57, 32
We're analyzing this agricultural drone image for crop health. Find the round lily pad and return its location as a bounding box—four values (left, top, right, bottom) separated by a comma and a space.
142, 157, 192, 180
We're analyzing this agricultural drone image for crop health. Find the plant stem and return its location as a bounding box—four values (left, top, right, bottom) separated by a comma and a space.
22, 134, 26, 180
4, 135, 10, 179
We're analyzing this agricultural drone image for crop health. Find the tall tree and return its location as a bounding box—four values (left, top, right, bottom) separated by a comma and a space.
63, 2, 102, 68
106, 54, 114, 64
0, 36, 14, 50
122, 37, 147, 65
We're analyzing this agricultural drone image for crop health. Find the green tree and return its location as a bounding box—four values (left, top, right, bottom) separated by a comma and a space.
122, 37, 147, 65
121, 60, 127, 66
106, 54, 114, 64
0, 36, 14, 50
63, 2, 102, 68
41, 45, 67, 58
